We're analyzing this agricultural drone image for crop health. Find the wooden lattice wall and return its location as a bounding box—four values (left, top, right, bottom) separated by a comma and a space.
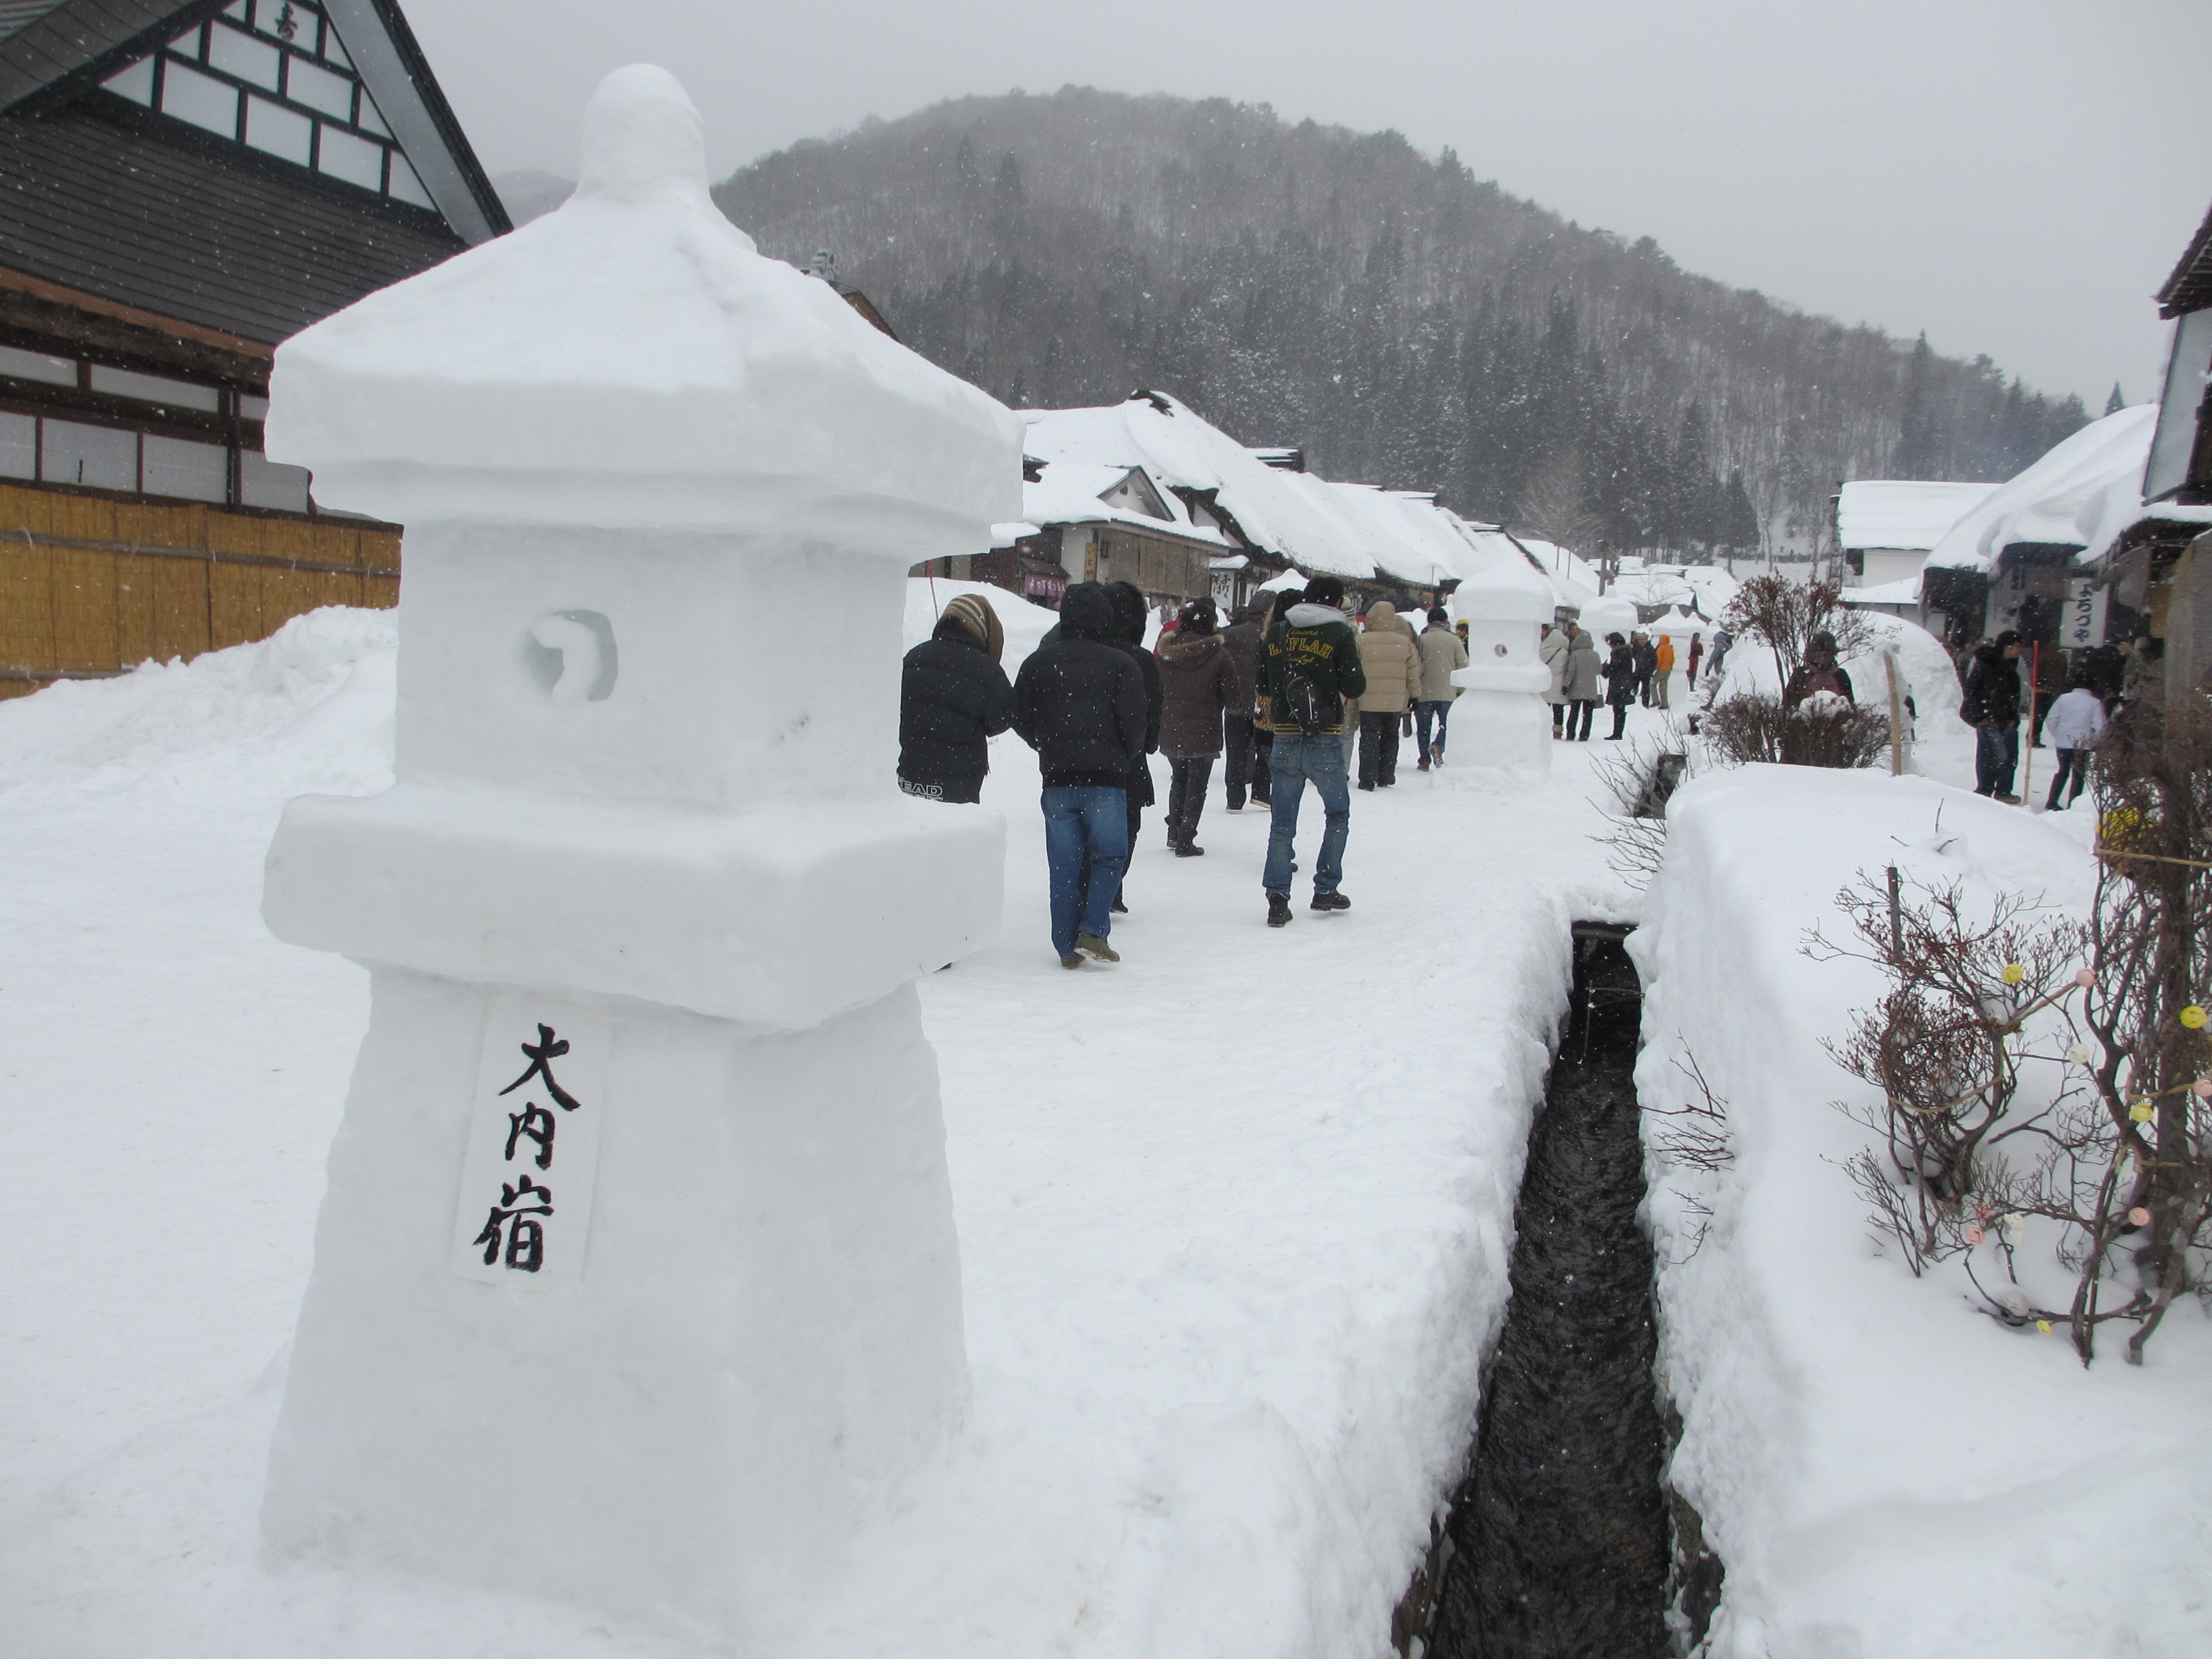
0, 482, 399, 699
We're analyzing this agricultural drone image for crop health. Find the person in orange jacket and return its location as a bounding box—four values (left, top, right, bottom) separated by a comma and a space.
1652, 632, 1676, 709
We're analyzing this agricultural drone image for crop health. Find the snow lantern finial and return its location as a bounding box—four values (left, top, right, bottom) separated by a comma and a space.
575, 64, 709, 206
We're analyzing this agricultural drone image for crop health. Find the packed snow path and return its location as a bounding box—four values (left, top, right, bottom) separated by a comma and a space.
0, 610, 1636, 1658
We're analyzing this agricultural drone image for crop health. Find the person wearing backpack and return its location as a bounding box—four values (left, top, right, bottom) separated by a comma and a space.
1254, 574, 1366, 927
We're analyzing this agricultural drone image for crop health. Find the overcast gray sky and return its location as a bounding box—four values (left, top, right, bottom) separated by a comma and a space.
408, 0, 2208, 409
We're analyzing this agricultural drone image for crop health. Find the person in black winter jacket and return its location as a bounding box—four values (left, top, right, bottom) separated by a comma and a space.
897, 592, 1014, 804
1013, 581, 1148, 967
1601, 633, 1637, 739
1961, 630, 2025, 800
1103, 580, 1163, 910
1218, 598, 1274, 811
1631, 632, 1658, 707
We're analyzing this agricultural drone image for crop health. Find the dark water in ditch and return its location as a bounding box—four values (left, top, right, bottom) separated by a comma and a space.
1422, 924, 1673, 1659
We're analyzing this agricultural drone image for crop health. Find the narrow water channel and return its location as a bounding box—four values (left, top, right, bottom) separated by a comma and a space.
1424, 923, 1670, 1659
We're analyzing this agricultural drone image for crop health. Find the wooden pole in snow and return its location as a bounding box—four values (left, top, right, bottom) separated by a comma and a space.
1884, 649, 1906, 777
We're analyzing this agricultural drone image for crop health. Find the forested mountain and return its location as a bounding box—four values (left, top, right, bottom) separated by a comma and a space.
714, 87, 2087, 557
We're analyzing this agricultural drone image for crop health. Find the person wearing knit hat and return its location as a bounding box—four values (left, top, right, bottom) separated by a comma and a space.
897, 590, 1016, 805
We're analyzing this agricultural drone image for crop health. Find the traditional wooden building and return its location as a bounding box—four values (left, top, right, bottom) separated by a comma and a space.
0, 0, 506, 697
2090, 200, 2212, 692
943, 390, 1467, 617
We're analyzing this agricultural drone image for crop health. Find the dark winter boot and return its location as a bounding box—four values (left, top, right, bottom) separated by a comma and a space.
1075, 931, 1119, 963
1311, 891, 1351, 912
1266, 892, 1292, 928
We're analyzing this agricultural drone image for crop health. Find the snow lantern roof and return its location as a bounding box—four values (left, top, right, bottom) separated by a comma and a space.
1925, 405, 2158, 574
266, 65, 1021, 551
1456, 526, 1598, 610
1452, 541, 1556, 621
1835, 481, 1998, 551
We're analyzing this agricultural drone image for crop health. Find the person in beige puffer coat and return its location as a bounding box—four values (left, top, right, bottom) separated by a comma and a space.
1354, 600, 1422, 789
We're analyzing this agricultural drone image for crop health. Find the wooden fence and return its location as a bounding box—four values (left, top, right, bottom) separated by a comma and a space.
0, 482, 400, 698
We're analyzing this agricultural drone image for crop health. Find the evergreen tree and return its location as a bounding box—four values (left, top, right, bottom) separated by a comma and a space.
2106, 382, 2126, 416
1895, 334, 1942, 478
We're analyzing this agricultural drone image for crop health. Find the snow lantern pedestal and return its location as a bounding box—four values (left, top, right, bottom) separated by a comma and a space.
255, 66, 1021, 1632
1450, 556, 1556, 778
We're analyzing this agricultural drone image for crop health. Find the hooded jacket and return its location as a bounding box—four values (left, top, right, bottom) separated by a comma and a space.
1104, 580, 1163, 804
1257, 601, 1366, 735
1156, 629, 1236, 754
1654, 635, 1675, 672
1560, 629, 1602, 701
1540, 625, 1571, 705
1354, 601, 1423, 714
1602, 643, 1637, 705
897, 614, 1016, 800
1220, 613, 1267, 712
1418, 620, 1469, 701
1012, 582, 1149, 789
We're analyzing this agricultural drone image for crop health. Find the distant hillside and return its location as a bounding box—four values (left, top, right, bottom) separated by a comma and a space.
715, 87, 2086, 556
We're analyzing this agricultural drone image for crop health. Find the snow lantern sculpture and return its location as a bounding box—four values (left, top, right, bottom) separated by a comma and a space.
1451, 554, 1558, 777
255, 66, 1020, 1629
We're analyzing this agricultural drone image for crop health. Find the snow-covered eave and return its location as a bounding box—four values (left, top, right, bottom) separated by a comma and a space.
1842, 577, 1925, 606
2086, 505, 2212, 573
1020, 503, 1236, 552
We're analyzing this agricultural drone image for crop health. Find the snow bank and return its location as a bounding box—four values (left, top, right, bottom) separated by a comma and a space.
0, 606, 395, 797
1706, 610, 1972, 788
1635, 767, 2212, 1658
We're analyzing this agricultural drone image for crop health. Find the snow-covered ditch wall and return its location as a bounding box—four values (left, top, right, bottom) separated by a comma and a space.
1634, 766, 2212, 1658
0, 603, 1638, 1657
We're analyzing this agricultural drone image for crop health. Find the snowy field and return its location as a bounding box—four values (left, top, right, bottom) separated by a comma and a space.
0, 603, 1630, 1657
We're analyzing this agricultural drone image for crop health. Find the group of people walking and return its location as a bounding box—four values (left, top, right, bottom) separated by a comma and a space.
1537, 620, 1723, 741
895, 577, 1468, 966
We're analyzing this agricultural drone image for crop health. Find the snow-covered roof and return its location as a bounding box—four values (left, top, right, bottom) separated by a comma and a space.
1020, 393, 1498, 585
1607, 562, 1741, 618
1842, 576, 1924, 606
1926, 406, 2158, 574
1835, 481, 1998, 552
1020, 397, 1372, 573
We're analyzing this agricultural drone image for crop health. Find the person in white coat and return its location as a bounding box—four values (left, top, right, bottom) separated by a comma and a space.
1540, 621, 1571, 738
2042, 676, 2107, 811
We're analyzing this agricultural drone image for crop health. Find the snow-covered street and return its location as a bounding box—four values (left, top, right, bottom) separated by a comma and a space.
0, 609, 1635, 1657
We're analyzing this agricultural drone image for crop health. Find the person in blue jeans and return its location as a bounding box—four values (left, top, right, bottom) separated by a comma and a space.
1252, 575, 1368, 928
1011, 582, 1149, 967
